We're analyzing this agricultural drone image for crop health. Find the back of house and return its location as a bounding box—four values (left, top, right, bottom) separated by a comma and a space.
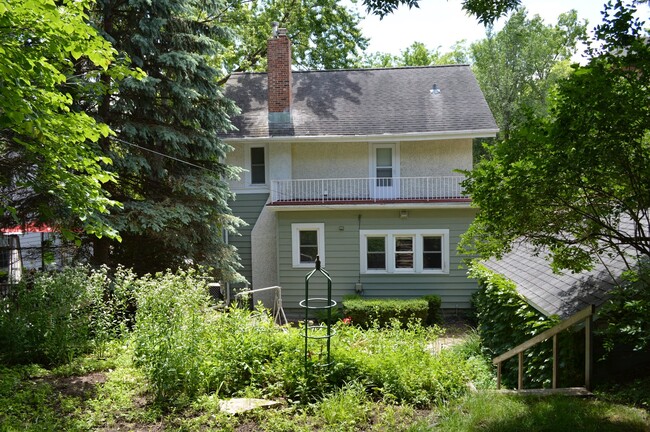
222, 27, 497, 315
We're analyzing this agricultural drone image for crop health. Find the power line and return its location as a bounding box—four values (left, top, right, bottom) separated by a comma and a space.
108, 136, 361, 212
109, 136, 222, 174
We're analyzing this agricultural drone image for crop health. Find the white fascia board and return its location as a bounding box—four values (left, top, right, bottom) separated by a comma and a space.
267, 202, 474, 212
224, 129, 499, 144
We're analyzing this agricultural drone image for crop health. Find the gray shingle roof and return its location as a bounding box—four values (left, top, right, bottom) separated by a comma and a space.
223, 65, 498, 139
482, 242, 630, 319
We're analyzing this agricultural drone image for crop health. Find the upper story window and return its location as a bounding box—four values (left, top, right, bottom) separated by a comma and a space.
249, 145, 266, 185
291, 223, 325, 268
360, 229, 449, 274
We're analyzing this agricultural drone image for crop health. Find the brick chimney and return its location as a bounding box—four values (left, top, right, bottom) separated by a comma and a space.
267, 23, 292, 125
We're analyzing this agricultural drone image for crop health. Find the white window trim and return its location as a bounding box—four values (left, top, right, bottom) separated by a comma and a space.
364, 234, 388, 274
360, 229, 449, 274
292, 223, 325, 268
369, 142, 400, 179
244, 143, 268, 187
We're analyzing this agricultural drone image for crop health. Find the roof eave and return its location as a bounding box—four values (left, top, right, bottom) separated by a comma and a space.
224, 128, 499, 144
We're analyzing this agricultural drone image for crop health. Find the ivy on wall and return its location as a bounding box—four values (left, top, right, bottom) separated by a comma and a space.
469, 263, 584, 389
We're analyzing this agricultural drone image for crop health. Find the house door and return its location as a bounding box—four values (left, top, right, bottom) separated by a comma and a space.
371, 144, 399, 199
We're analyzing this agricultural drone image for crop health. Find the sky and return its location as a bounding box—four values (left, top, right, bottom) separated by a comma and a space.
354, 0, 647, 58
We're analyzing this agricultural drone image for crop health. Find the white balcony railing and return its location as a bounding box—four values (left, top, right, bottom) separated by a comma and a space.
270, 176, 468, 204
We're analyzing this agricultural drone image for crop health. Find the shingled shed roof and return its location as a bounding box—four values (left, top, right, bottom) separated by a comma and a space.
482, 242, 630, 319
223, 65, 498, 139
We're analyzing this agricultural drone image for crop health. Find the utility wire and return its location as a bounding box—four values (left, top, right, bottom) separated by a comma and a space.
109, 136, 222, 174
108, 136, 406, 213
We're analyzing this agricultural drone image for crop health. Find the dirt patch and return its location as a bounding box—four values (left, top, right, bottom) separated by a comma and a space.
441, 315, 475, 338
235, 421, 261, 432
96, 421, 165, 432
37, 372, 107, 399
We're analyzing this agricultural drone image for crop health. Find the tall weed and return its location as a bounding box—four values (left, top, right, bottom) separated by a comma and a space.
0, 266, 135, 365
132, 271, 284, 402
132, 270, 212, 400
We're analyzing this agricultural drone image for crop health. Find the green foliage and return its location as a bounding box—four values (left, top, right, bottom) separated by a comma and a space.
597, 376, 650, 411
436, 391, 650, 432
259, 321, 481, 407
0, 365, 76, 430
471, 8, 586, 138
0, 0, 127, 238
599, 258, 650, 353
462, 1, 650, 272
132, 272, 283, 402
0, 266, 135, 366
130, 274, 482, 408
89, 0, 244, 277
422, 294, 443, 325
363, 0, 521, 24
363, 40, 470, 68
342, 297, 429, 328
221, 0, 368, 73
470, 264, 565, 388
2, 354, 649, 431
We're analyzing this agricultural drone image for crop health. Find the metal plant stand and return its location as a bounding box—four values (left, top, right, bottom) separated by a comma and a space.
300, 256, 336, 370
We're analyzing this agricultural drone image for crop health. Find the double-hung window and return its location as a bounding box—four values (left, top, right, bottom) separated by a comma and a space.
366, 236, 386, 270
360, 229, 449, 274
292, 223, 325, 268
246, 144, 267, 186
394, 236, 414, 271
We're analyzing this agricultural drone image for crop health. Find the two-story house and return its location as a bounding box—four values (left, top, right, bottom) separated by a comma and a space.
222, 28, 497, 314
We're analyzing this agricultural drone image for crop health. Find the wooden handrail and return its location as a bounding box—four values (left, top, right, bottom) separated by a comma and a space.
493, 305, 595, 391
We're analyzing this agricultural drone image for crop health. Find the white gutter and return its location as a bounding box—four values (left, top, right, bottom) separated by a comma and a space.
224, 128, 499, 144
266, 202, 474, 212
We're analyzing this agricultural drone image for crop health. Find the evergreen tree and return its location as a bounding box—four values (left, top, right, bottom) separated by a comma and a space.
93, 0, 243, 279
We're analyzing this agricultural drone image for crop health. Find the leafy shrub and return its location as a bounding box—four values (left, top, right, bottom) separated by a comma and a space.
0, 266, 135, 365
256, 320, 488, 407
130, 273, 491, 408
599, 258, 650, 353
470, 263, 568, 389
342, 297, 428, 328
422, 294, 442, 325
132, 271, 284, 402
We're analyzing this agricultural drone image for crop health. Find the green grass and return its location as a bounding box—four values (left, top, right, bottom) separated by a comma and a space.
1, 335, 648, 432
435, 391, 649, 432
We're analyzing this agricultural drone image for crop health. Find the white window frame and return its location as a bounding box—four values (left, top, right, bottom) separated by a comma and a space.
244, 143, 268, 186
365, 234, 388, 272
369, 142, 400, 179
369, 143, 400, 199
291, 223, 325, 268
360, 229, 449, 274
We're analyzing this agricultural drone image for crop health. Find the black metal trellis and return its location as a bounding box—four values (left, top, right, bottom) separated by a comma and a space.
299, 256, 336, 370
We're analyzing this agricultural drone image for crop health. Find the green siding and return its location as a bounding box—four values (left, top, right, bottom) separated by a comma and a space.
277, 208, 478, 310
229, 193, 269, 286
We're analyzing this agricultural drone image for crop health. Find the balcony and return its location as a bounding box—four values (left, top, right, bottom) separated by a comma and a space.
269, 176, 469, 205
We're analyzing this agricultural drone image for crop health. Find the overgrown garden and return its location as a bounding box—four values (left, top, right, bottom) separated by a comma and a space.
1, 268, 648, 431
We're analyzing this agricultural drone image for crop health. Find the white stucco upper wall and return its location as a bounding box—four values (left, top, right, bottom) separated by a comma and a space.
292, 142, 369, 179
291, 139, 472, 179
400, 139, 472, 177
226, 143, 246, 190
226, 138, 474, 190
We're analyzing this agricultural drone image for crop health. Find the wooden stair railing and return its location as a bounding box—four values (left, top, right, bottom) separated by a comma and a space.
493, 305, 595, 391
